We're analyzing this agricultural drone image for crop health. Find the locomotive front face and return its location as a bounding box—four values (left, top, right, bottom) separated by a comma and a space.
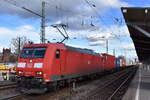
16, 46, 47, 77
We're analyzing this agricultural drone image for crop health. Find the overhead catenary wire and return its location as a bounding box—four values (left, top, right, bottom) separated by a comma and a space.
82, 0, 135, 57
83, 0, 123, 36
3, 0, 47, 43
1, 0, 137, 58
46, 0, 101, 31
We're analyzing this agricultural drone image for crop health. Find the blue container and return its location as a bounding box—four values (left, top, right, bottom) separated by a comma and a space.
115, 59, 120, 68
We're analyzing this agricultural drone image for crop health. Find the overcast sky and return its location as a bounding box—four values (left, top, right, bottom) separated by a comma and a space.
0, 0, 148, 60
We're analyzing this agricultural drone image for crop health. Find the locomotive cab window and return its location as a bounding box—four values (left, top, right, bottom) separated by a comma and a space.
20, 47, 47, 58
20, 48, 34, 58
34, 47, 47, 58
56, 49, 60, 59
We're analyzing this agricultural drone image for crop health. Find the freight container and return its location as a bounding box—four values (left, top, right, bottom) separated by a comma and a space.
115, 59, 121, 68
101, 53, 116, 70
116, 58, 126, 67
121, 59, 126, 67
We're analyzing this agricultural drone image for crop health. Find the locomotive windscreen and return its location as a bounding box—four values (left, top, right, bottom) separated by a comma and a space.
20, 47, 47, 58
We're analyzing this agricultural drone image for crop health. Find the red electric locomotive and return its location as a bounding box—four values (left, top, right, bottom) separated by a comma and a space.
16, 43, 104, 93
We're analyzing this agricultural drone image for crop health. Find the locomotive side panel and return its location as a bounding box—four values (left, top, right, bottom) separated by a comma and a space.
43, 46, 60, 82
62, 50, 103, 79
65, 50, 86, 76
43, 44, 67, 81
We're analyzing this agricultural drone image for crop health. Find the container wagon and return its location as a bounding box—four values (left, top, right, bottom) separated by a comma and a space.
101, 53, 116, 70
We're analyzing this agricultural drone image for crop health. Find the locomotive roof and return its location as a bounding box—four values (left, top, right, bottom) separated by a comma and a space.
101, 53, 115, 57
65, 45, 99, 56
23, 43, 99, 56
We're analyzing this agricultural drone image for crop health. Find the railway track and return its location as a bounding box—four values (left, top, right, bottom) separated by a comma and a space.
107, 68, 136, 100
36, 66, 137, 100
0, 83, 16, 90
0, 82, 22, 100
0, 66, 137, 100
79, 67, 137, 100
0, 93, 23, 100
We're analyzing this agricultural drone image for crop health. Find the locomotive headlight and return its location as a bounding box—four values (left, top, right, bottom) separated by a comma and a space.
18, 71, 23, 74
34, 63, 43, 68
36, 71, 42, 75
17, 63, 26, 68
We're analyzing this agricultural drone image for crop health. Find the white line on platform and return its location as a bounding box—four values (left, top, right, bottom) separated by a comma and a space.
135, 68, 141, 100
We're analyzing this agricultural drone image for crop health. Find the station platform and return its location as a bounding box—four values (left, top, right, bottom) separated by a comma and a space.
123, 65, 150, 100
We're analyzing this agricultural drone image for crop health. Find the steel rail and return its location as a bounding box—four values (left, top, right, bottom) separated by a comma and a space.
107, 69, 136, 100
1, 94, 22, 100
81, 68, 135, 100
0, 84, 17, 90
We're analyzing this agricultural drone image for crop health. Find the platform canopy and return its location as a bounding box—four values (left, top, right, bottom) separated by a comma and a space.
121, 7, 150, 63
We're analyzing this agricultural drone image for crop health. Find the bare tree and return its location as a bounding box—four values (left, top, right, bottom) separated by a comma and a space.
11, 36, 30, 56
